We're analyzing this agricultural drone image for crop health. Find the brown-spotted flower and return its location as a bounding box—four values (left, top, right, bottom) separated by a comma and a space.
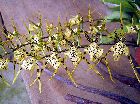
126, 25, 139, 33
0, 58, 9, 71
46, 53, 61, 70
21, 57, 36, 70
14, 49, 26, 62
110, 41, 129, 61
64, 47, 82, 67
84, 42, 103, 62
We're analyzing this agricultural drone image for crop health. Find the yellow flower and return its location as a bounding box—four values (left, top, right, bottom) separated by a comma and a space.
89, 26, 98, 34
97, 25, 102, 30
14, 49, 26, 62
33, 35, 40, 44
126, 25, 139, 33
46, 53, 61, 69
30, 35, 42, 51
21, 58, 36, 70
8, 34, 14, 40
73, 28, 78, 33
65, 28, 71, 38
0, 58, 9, 71
69, 15, 82, 25
64, 47, 82, 66
110, 41, 129, 61
84, 42, 103, 62
46, 23, 53, 33
29, 23, 40, 31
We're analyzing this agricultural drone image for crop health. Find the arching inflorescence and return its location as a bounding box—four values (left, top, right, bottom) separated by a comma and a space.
0, 8, 140, 93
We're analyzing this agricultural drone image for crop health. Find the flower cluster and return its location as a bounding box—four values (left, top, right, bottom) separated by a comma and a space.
0, 8, 140, 93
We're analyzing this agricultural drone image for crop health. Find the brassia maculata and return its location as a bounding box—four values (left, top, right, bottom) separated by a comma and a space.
0, 5, 140, 93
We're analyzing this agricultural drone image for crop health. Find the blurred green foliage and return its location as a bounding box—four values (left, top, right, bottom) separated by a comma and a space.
101, 0, 140, 45
102, 0, 140, 24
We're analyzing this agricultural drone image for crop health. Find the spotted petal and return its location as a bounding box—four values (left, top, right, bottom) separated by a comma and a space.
110, 41, 129, 61
84, 42, 103, 62
65, 47, 82, 67
46, 53, 61, 69
0, 58, 9, 71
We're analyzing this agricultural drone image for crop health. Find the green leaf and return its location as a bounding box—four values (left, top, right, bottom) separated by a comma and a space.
123, 25, 129, 33
106, 11, 131, 23
100, 36, 114, 44
110, 6, 136, 12
102, 0, 135, 6
102, 0, 122, 4
102, 0, 139, 24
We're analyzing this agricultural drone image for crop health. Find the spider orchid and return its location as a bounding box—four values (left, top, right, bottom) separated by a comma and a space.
64, 46, 82, 69
64, 46, 82, 86
30, 34, 43, 52
84, 42, 104, 62
110, 41, 140, 83
95, 41, 130, 82
21, 57, 36, 71
14, 49, 27, 62
0, 58, 9, 71
29, 23, 40, 32
126, 25, 140, 33
1, 7, 140, 94
13, 57, 37, 84
18, 57, 43, 94
88, 26, 98, 35
69, 15, 82, 26
110, 41, 129, 61
84, 42, 104, 79
0, 58, 10, 86
46, 23, 54, 35
45, 52, 61, 80
65, 28, 72, 38
44, 51, 78, 86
